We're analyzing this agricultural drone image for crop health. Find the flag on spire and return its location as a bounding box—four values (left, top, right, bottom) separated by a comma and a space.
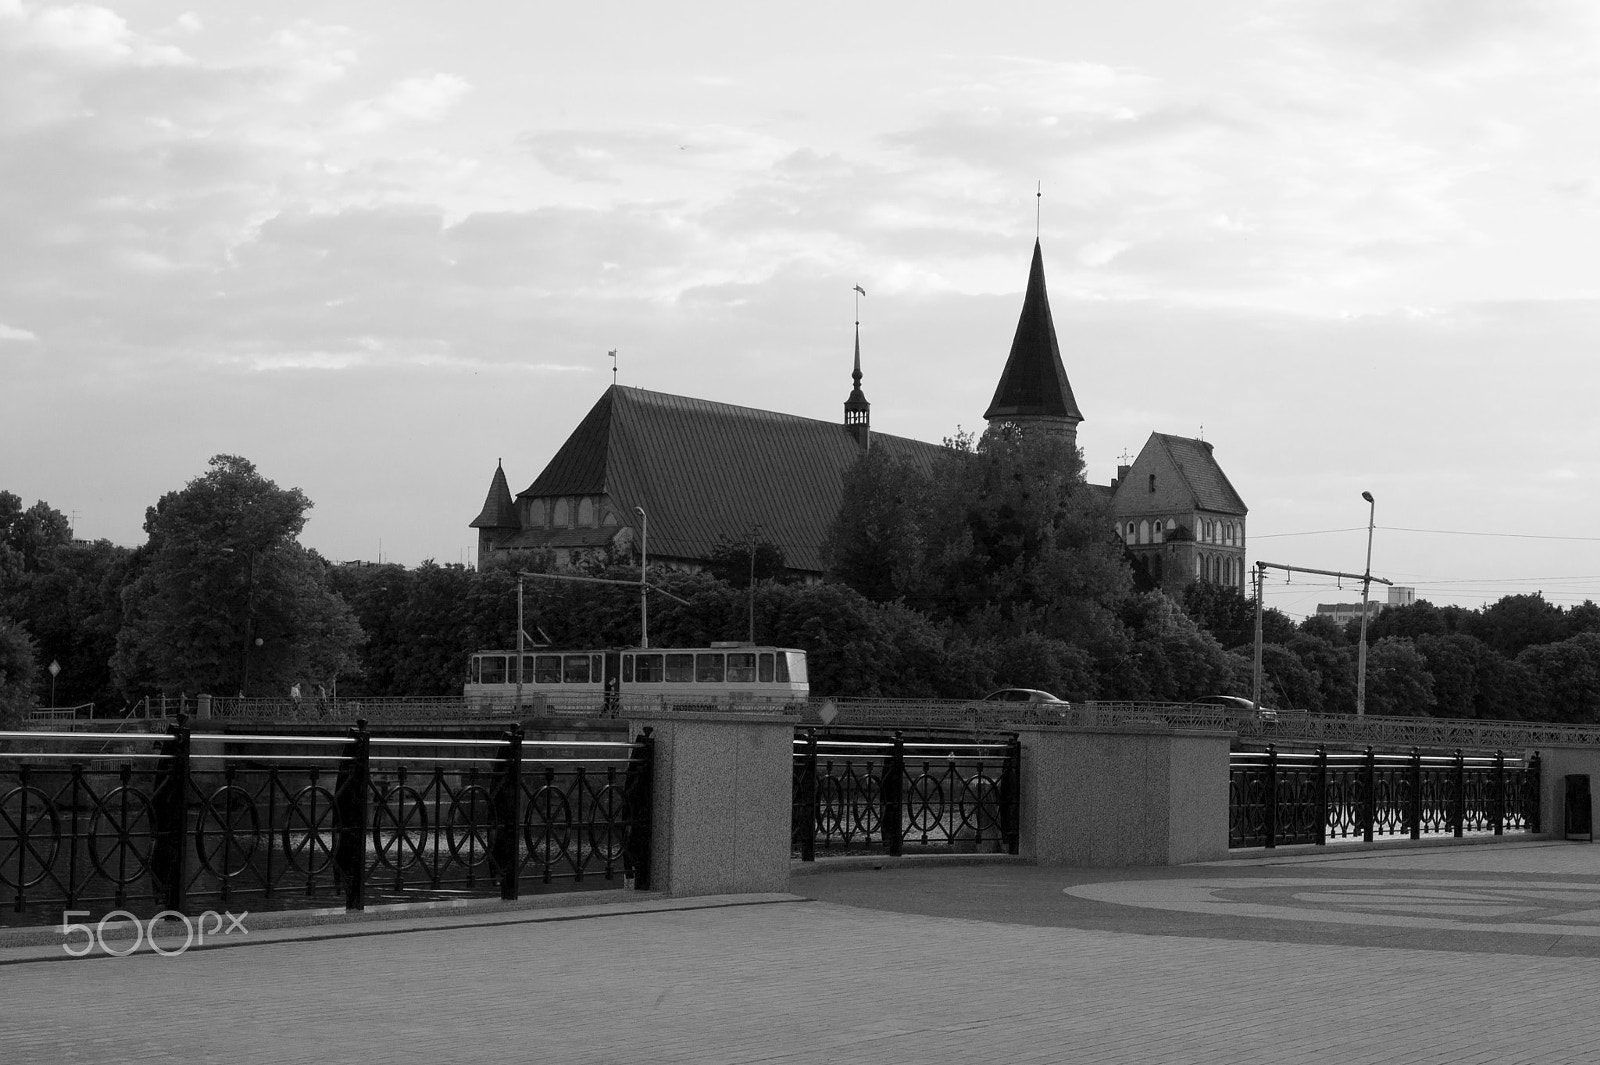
853, 285, 866, 296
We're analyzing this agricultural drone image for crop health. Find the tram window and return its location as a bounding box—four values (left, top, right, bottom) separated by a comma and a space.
563, 655, 592, 684
480, 655, 506, 685
535, 655, 562, 684
592, 654, 602, 679
727, 653, 755, 683
775, 653, 790, 683
622, 655, 634, 683
784, 652, 807, 684
696, 653, 724, 683
522, 655, 537, 683
665, 653, 694, 683
758, 653, 774, 683
470, 658, 481, 684
636, 653, 665, 682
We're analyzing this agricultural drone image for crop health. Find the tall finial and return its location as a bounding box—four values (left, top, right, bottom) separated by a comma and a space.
1036, 181, 1042, 240
608, 349, 617, 384
851, 285, 866, 385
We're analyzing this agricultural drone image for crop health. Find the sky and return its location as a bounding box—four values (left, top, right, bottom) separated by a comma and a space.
3, 0, 1600, 622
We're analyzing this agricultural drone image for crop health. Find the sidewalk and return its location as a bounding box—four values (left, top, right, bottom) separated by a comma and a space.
3, 841, 1597, 1063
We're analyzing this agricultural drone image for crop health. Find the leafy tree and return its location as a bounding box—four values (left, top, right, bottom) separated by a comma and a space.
1364, 600, 1452, 642
0, 492, 72, 573
987, 630, 1098, 701
112, 456, 363, 697
5, 539, 133, 710
1363, 637, 1435, 717
1297, 614, 1347, 646
822, 446, 930, 601
1257, 642, 1322, 712
1285, 630, 1356, 713
1467, 593, 1567, 658
0, 616, 37, 728
1517, 633, 1600, 724
1107, 591, 1235, 701
707, 535, 788, 589
1414, 633, 1490, 719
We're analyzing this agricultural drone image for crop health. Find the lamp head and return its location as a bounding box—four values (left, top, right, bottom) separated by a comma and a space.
1361, 491, 1374, 503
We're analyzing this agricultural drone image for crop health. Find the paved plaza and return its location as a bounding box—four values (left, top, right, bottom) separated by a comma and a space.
2, 840, 1598, 1063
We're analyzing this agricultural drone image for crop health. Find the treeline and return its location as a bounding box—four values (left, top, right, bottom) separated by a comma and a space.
3, 442, 1599, 726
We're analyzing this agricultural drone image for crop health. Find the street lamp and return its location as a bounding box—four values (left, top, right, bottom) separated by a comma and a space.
635, 506, 649, 648
1356, 490, 1375, 717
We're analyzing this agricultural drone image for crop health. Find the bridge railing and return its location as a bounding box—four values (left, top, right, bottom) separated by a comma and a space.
1229, 746, 1539, 849
0, 719, 652, 928
791, 729, 1020, 860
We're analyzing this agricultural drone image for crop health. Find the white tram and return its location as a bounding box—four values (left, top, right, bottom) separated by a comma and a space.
464, 642, 809, 713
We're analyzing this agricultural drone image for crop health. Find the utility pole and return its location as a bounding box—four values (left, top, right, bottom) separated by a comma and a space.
1252, 560, 1391, 711
635, 507, 649, 648
1356, 491, 1377, 717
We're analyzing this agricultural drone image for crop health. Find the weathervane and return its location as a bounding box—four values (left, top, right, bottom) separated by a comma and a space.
609, 349, 617, 384
853, 284, 866, 323
1036, 180, 1042, 239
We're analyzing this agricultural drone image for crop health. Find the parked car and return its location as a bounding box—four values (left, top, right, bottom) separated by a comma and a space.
970, 688, 1073, 723
1190, 694, 1278, 722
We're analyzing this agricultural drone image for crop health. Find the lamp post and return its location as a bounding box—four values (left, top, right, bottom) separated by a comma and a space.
635, 506, 649, 648
1356, 490, 1376, 717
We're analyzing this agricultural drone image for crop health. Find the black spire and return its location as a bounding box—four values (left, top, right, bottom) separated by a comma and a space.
984, 240, 1083, 436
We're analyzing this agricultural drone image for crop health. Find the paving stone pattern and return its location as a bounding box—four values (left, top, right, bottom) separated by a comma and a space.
3, 842, 1598, 1063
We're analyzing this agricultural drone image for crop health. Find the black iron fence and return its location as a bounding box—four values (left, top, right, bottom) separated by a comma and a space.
1230, 746, 1539, 849
0, 718, 652, 927
792, 730, 1020, 860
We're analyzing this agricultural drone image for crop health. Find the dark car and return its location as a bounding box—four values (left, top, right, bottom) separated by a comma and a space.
982, 687, 1069, 706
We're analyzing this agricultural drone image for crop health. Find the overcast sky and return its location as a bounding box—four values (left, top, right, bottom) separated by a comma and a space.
3, 0, 1599, 621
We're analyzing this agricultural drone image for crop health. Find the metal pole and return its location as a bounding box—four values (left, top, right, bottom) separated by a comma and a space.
635, 506, 648, 649
1251, 562, 1264, 708
1356, 491, 1375, 716
515, 576, 524, 711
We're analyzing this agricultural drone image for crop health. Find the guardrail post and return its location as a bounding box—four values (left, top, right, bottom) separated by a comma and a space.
623, 727, 654, 891
335, 718, 370, 911
1528, 751, 1542, 834
1264, 745, 1277, 850
494, 723, 523, 901
1408, 747, 1423, 841
1362, 746, 1376, 843
1491, 750, 1505, 836
1452, 748, 1465, 838
1315, 747, 1328, 846
150, 714, 191, 914
798, 729, 818, 862
883, 731, 906, 858
1000, 735, 1021, 856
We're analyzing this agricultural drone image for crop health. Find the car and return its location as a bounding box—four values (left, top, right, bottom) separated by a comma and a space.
1190, 694, 1278, 722
981, 688, 1071, 708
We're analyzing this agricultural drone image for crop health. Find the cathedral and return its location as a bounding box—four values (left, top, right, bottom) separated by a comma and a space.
472, 241, 1248, 594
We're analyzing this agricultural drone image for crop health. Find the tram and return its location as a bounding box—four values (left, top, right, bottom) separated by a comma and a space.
464, 643, 809, 713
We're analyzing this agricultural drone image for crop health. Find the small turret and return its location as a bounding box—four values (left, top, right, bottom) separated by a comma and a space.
844, 319, 870, 451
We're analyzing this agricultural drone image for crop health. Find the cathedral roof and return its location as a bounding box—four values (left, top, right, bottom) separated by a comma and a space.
1150, 433, 1247, 515
517, 385, 945, 573
469, 461, 519, 529
984, 240, 1082, 424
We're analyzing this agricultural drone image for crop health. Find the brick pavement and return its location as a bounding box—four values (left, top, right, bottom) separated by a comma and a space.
2, 841, 1597, 1063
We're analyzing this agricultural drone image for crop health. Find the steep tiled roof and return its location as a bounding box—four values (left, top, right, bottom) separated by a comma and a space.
1155, 434, 1247, 515
516, 386, 946, 573
470, 461, 519, 529
984, 241, 1082, 423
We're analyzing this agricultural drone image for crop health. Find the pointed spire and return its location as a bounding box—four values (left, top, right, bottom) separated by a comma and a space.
984, 240, 1083, 439
844, 297, 871, 449
470, 459, 519, 529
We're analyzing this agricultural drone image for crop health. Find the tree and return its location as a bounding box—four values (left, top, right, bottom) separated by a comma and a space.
1517, 633, 1600, 724
0, 492, 72, 574
1467, 593, 1567, 658
112, 456, 364, 697
707, 535, 788, 589
1363, 637, 1435, 717
0, 616, 37, 728
1285, 630, 1356, 713
822, 446, 930, 601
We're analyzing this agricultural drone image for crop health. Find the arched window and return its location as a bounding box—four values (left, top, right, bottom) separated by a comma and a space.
1126, 522, 1136, 545
552, 498, 570, 527
577, 497, 595, 526
1148, 474, 1157, 493
1152, 521, 1163, 543
1139, 519, 1150, 545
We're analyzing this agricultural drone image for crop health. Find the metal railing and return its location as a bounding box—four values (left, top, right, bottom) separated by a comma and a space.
0, 719, 652, 927
1229, 746, 1539, 849
791, 730, 1020, 860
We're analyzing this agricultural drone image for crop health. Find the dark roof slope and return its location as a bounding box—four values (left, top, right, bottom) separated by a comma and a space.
1155, 434, 1247, 514
518, 386, 946, 573
470, 461, 519, 529
984, 240, 1083, 423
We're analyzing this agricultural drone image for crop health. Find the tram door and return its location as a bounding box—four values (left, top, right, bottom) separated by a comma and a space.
603, 652, 622, 713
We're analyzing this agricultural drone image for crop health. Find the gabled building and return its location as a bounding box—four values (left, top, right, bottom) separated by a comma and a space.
1108, 434, 1249, 592
473, 239, 1247, 593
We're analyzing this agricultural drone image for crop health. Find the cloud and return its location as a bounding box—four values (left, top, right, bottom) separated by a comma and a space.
0, 320, 38, 341
343, 72, 472, 134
